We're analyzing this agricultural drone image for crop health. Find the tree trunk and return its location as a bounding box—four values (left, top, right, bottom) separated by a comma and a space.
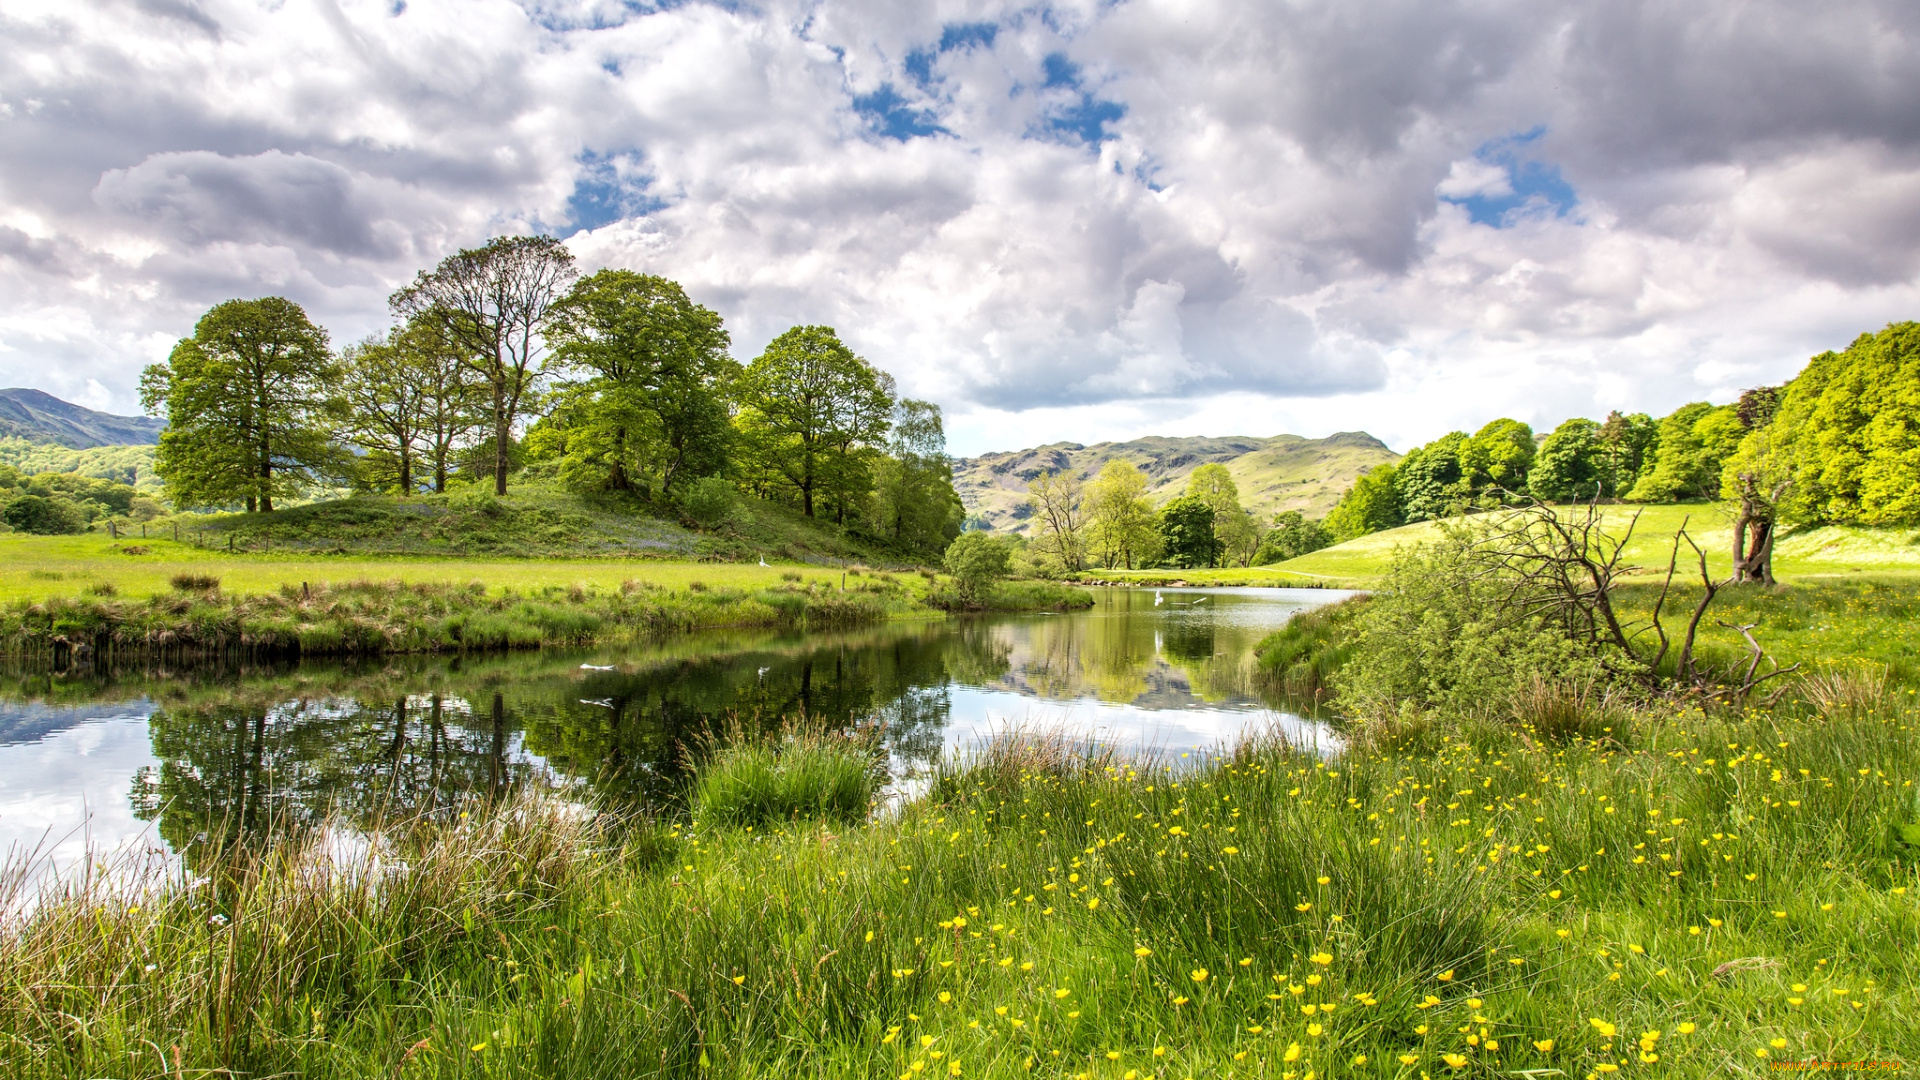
493, 392, 510, 497
609, 427, 633, 492
246, 496, 257, 513
1730, 478, 1776, 585
399, 448, 413, 496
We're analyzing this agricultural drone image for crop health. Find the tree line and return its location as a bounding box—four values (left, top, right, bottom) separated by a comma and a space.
1323, 320, 1920, 582
1011, 460, 1332, 572
138, 236, 965, 557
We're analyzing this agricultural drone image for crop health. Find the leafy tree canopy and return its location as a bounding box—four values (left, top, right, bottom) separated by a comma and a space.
1767, 321, 1920, 526
140, 297, 342, 512
735, 326, 893, 520
1158, 494, 1220, 569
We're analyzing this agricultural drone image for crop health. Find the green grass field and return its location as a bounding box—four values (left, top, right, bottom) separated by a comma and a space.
1266, 505, 1920, 585
0, 531, 845, 604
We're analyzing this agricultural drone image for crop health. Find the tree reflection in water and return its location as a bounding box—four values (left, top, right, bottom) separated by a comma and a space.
119, 621, 1000, 870
1, 587, 1334, 874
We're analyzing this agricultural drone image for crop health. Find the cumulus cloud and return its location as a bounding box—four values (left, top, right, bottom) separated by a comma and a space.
0, 0, 1916, 453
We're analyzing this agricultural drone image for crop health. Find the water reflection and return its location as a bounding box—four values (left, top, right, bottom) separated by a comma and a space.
0, 587, 1347, 875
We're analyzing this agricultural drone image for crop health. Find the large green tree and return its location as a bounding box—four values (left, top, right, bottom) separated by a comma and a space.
1463, 418, 1535, 494
1596, 410, 1658, 494
140, 297, 341, 512
1084, 460, 1161, 569
1326, 463, 1402, 540
1527, 418, 1605, 502
541, 271, 736, 499
1158, 495, 1219, 568
1624, 402, 1745, 502
1765, 322, 1920, 525
391, 236, 576, 495
870, 399, 965, 555
735, 326, 894, 519
1186, 463, 1257, 566
1026, 469, 1088, 573
1394, 431, 1470, 521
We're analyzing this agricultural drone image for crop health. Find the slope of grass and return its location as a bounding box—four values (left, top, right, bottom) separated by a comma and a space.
2, 689, 1912, 1078
1270, 504, 1920, 584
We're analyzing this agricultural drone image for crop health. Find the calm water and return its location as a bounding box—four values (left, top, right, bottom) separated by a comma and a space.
0, 586, 1348, 880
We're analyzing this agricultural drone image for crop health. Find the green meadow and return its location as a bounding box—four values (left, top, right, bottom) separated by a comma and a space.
2, 653, 1913, 1077
1078, 504, 1920, 587
0, 530, 818, 604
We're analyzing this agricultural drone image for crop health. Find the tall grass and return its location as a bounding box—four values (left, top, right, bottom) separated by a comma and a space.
1253, 594, 1367, 703
0, 576, 933, 661
692, 720, 883, 826
1, 686, 1912, 1077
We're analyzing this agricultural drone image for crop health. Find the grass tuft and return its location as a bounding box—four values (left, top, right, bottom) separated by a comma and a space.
692, 720, 881, 827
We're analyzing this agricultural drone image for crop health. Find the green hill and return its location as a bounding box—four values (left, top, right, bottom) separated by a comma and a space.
0, 388, 164, 448
954, 431, 1397, 534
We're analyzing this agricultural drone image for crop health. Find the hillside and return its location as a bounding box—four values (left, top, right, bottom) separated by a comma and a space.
0, 388, 165, 448
953, 431, 1397, 534
1268, 504, 1920, 584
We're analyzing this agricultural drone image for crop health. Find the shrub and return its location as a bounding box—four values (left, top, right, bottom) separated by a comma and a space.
942, 531, 1012, 602
1335, 527, 1614, 719
448, 487, 503, 515
682, 475, 735, 528
2, 494, 87, 535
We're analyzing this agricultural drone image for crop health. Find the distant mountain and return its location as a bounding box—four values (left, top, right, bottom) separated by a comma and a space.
953, 431, 1399, 534
0, 388, 165, 449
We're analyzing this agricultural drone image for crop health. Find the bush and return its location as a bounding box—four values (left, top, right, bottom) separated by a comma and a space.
2, 494, 87, 535
447, 487, 503, 515
942, 531, 1012, 602
169, 573, 221, 592
682, 475, 735, 527
1253, 510, 1333, 564
1335, 526, 1615, 719
693, 726, 879, 827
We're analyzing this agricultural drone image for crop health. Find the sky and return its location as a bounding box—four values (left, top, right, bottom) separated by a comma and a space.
2, 0, 1918, 457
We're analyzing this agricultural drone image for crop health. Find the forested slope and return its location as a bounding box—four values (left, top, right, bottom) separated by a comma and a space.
954, 431, 1396, 535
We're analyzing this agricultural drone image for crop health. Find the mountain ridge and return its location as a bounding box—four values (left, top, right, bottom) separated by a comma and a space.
0, 388, 165, 449
952, 431, 1398, 534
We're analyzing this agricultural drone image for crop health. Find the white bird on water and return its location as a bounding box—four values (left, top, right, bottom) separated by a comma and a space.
1154, 590, 1163, 606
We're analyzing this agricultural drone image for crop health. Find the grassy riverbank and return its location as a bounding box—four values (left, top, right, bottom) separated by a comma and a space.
0, 559, 1092, 660
2, 678, 1913, 1077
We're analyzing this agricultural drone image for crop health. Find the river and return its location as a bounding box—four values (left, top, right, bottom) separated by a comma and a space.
0, 586, 1350, 886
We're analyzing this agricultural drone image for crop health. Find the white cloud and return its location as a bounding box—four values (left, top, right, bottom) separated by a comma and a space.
0, 0, 1916, 453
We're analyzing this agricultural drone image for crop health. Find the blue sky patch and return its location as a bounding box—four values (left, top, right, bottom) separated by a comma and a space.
1442, 127, 1578, 227
853, 84, 947, 141
1048, 95, 1124, 145
1042, 52, 1078, 89
566, 152, 664, 231
939, 22, 998, 52
1029, 52, 1124, 145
